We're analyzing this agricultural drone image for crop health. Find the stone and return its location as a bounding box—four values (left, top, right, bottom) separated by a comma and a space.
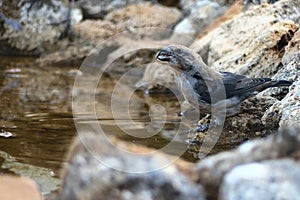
193, 127, 300, 199
105, 3, 183, 35
262, 54, 300, 129
0, 0, 82, 55
0, 176, 42, 200
220, 160, 300, 200
191, 0, 300, 78
75, 0, 150, 19
243, 0, 281, 10
180, 0, 236, 13
56, 134, 205, 200
173, 0, 226, 39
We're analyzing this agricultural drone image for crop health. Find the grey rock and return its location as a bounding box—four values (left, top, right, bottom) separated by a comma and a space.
193, 127, 300, 199
0, 0, 82, 55
75, 0, 146, 19
220, 159, 300, 200
56, 134, 205, 200
262, 54, 300, 128
180, 0, 236, 12
243, 0, 281, 10
173, 0, 226, 39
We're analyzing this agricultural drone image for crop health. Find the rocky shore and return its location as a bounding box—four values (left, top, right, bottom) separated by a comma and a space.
1, 0, 300, 199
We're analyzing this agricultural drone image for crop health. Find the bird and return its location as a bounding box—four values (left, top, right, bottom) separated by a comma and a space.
156, 45, 292, 116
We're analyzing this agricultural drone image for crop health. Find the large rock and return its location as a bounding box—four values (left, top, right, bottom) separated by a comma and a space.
105, 3, 182, 33
75, 0, 150, 19
0, 0, 82, 55
220, 159, 300, 200
173, 0, 226, 40
191, 0, 300, 78
193, 127, 300, 199
262, 53, 300, 129
56, 134, 205, 200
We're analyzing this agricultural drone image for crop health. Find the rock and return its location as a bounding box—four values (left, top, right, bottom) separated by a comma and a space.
262, 54, 300, 129
243, 0, 281, 10
37, 20, 120, 65
191, 0, 300, 78
105, 3, 183, 36
173, 0, 226, 40
180, 0, 236, 13
56, 134, 205, 200
75, 0, 153, 19
187, 96, 278, 157
193, 127, 300, 199
0, 0, 82, 55
282, 28, 300, 66
0, 176, 42, 200
220, 159, 300, 200
38, 2, 182, 65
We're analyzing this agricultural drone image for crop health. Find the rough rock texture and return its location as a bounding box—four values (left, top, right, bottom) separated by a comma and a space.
187, 96, 278, 157
105, 3, 182, 33
173, 0, 226, 39
0, 0, 82, 55
243, 0, 281, 10
37, 20, 120, 65
56, 134, 205, 200
75, 0, 149, 19
37, 3, 182, 65
0, 176, 42, 200
180, 0, 236, 12
191, 0, 300, 78
193, 127, 300, 199
260, 29, 300, 129
220, 160, 300, 200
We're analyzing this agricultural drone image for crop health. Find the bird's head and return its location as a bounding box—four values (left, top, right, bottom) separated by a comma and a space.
156, 45, 196, 73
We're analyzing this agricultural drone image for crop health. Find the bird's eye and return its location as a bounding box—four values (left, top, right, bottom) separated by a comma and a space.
156, 50, 171, 62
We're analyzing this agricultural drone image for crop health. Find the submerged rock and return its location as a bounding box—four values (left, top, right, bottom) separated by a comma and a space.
56, 134, 205, 200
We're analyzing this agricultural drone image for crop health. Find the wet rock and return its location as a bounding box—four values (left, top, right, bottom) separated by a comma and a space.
220, 159, 300, 200
56, 134, 205, 200
193, 127, 300, 199
187, 96, 278, 157
191, 0, 300, 78
0, 0, 82, 55
0, 176, 42, 200
173, 0, 226, 39
0, 150, 60, 195
105, 3, 182, 35
262, 54, 300, 129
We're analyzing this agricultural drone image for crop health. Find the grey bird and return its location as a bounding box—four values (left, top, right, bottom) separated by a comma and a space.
156, 45, 292, 115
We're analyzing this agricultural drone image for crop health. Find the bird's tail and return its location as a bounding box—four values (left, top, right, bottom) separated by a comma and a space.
271, 80, 293, 87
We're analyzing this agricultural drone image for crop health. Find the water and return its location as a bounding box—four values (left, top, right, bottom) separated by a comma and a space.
0, 55, 236, 195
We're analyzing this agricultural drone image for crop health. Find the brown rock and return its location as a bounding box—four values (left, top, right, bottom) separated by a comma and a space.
105, 3, 183, 32
0, 176, 41, 200
191, 0, 300, 78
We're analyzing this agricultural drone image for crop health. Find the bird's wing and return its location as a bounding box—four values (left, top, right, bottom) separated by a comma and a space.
221, 72, 271, 98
